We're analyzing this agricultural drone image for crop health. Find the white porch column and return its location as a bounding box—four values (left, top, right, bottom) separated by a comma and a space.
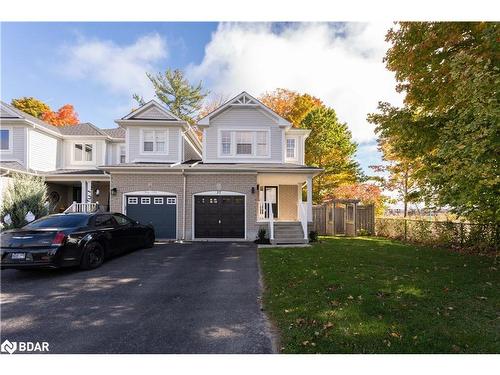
80, 181, 86, 203
306, 175, 313, 221
86, 180, 92, 203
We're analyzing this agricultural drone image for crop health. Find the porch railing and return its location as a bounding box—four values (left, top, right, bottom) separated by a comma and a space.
258, 201, 274, 241
298, 201, 308, 240
64, 201, 100, 213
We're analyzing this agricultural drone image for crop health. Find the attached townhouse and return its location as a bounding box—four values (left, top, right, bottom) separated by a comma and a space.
0, 92, 321, 244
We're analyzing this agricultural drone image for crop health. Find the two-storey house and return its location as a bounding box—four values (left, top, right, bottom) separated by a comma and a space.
0, 92, 321, 244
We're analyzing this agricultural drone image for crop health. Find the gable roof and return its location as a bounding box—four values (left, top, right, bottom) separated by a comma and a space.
121, 100, 182, 121
197, 91, 291, 127
0, 100, 63, 136
58, 122, 106, 136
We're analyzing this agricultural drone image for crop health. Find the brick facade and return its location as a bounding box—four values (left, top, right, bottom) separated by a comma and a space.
110, 172, 258, 241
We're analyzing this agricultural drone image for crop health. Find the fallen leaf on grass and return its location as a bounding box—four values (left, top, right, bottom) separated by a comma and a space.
323, 322, 334, 330
347, 295, 354, 300
476, 296, 488, 300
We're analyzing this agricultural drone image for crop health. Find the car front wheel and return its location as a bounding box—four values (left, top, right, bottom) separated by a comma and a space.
145, 231, 155, 248
80, 242, 105, 270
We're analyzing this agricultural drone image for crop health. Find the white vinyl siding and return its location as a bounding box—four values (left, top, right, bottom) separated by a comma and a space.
28, 129, 58, 171
204, 107, 283, 163
62, 139, 106, 169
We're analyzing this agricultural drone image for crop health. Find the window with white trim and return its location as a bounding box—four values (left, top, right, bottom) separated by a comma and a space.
286, 138, 297, 159
219, 130, 269, 157
256, 131, 268, 156
221, 131, 231, 155
166, 197, 176, 204
142, 129, 167, 153
0, 129, 11, 151
74, 143, 93, 162
154, 197, 164, 205
119, 145, 126, 163
128, 197, 138, 204
236, 131, 253, 155
141, 197, 151, 204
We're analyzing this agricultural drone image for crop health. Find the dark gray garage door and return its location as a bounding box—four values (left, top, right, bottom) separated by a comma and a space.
194, 195, 245, 239
126, 195, 177, 239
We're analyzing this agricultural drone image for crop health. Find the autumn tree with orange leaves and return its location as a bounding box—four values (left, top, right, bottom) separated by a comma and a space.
42, 104, 79, 126
331, 183, 387, 216
11, 97, 79, 126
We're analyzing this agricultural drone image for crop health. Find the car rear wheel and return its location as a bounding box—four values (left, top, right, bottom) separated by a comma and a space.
80, 242, 105, 270
145, 230, 155, 248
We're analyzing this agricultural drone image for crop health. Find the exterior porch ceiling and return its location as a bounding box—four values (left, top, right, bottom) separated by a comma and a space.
257, 173, 312, 185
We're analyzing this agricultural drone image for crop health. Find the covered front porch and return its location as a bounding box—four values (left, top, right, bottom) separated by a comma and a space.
256, 172, 314, 244
45, 172, 110, 213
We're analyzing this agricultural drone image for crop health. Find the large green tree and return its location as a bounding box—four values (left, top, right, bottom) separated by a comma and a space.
301, 107, 360, 203
368, 22, 499, 223
134, 68, 208, 123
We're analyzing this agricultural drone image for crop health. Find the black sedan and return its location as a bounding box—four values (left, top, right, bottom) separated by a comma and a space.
1, 212, 155, 270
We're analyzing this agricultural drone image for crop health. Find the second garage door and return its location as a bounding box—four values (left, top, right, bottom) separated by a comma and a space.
194, 195, 245, 239
126, 195, 177, 239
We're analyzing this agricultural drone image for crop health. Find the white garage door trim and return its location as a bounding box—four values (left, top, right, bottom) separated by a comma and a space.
192, 191, 247, 241
122, 190, 179, 239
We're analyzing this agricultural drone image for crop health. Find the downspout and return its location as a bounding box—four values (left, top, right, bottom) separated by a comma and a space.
182, 168, 186, 242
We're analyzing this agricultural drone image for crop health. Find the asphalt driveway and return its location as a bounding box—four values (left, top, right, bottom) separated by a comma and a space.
0, 242, 275, 354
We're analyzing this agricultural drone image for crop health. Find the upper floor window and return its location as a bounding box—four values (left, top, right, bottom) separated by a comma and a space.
74, 143, 93, 163
142, 129, 167, 154
221, 131, 231, 155
219, 130, 269, 158
119, 145, 126, 163
0, 128, 11, 151
286, 138, 297, 160
236, 131, 253, 155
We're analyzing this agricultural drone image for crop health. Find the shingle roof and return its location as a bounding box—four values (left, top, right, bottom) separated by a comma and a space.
0, 161, 36, 173
0, 100, 62, 135
44, 169, 107, 175
58, 123, 106, 136
100, 127, 126, 138
100, 162, 322, 172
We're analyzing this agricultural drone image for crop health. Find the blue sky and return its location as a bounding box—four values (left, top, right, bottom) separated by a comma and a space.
1, 22, 402, 173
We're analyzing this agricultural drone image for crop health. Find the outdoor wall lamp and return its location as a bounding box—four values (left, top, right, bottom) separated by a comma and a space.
94, 188, 100, 197
251, 187, 255, 194
111, 188, 117, 196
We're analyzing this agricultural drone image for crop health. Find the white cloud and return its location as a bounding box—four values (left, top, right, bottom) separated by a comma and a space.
61, 33, 167, 99
188, 22, 403, 143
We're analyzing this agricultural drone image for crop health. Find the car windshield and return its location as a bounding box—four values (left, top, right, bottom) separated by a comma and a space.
24, 215, 89, 229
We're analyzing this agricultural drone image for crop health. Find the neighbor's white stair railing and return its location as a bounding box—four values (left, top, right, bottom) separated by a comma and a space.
64, 201, 99, 213
257, 200, 274, 241
298, 201, 308, 240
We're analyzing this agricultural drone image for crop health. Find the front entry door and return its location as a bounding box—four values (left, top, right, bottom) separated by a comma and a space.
264, 186, 278, 218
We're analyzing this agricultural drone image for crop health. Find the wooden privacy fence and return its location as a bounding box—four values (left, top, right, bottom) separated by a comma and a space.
375, 217, 499, 252
312, 201, 375, 236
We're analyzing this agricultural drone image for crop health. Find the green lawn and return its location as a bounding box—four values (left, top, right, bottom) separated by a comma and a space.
259, 237, 499, 353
